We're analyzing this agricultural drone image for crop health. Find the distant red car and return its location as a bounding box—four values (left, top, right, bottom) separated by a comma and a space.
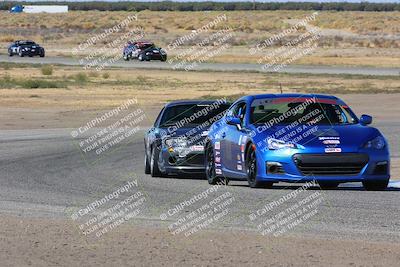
123, 41, 154, 61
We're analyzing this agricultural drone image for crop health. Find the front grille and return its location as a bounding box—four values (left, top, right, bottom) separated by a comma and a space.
170, 154, 204, 167
293, 153, 368, 176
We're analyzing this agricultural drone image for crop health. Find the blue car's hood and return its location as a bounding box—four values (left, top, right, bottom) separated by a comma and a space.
251, 123, 381, 152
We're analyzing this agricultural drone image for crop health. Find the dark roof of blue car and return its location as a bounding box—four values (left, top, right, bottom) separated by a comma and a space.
251, 93, 338, 100
165, 100, 230, 107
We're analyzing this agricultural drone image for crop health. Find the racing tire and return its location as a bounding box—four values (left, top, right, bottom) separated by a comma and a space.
145, 56, 150, 61
123, 55, 129, 61
8, 51, 13, 57
205, 143, 229, 185
246, 144, 273, 188
138, 54, 145, 61
144, 152, 151, 174
362, 180, 389, 191
40, 52, 45, 58
150, 145, 162, 177
161, 56, 167, 62
18, 51, 24, 57
318, 182, 339, 190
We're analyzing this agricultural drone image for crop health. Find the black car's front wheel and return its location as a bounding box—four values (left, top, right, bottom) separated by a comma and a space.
246, 144, 273, 188
362, 180, 389, 191
150, 145, 162, 177
144, 152, 151, 174
205, 142, 228, 185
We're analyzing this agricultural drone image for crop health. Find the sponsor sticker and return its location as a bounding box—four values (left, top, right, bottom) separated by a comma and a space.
190, 145, 204, 152
322, 139, 340, 145
319, 136, 340, 140
240, 144, 245, 153
215, 142, 220, 150
325, 147, 341, 153
237, 164, 243, 171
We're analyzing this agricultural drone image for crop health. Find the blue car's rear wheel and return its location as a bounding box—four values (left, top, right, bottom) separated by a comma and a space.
205, 142, 228, 185
246, 144, 273, 188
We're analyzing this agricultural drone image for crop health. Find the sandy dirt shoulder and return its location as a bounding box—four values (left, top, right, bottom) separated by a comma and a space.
1, 214, 399, 267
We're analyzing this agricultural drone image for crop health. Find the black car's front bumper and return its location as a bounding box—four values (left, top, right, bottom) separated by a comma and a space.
159, 146, 205, 174
21, 49, 44, 56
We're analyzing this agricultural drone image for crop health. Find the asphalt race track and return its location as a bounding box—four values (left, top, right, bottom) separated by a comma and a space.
1, 127, 399, 243
1, 55, 400, 76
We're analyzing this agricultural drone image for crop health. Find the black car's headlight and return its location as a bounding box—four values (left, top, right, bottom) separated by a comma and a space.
364, 136, 385, 150
164, 137, 188, 148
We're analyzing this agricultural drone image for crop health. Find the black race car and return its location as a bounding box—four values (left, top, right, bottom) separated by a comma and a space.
122, 41, 154, 61
144, 100, 230, 177
8, 40, 45, 57
138, 46, 167, 62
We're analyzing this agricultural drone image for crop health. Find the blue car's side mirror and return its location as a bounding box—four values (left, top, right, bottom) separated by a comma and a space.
225, 116, 241, 127
360, 114, 372, 125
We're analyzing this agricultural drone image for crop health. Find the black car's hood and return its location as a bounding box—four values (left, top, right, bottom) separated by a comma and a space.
159, 126, 210, 145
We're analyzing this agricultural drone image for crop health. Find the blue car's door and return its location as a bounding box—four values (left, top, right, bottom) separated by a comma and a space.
221, 101, 247, 174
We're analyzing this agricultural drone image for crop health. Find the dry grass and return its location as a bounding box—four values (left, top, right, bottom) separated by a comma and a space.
1, 10, 399, 67
0, 65, 399, 110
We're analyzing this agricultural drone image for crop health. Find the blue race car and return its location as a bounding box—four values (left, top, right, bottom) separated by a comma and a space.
205, 94, 390, 190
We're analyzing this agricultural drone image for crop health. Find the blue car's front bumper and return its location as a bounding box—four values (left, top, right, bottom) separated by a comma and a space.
256, 148, 390, 183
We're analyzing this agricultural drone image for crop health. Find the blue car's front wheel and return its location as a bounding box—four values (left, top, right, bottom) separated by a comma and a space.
205, 143, 228, 185
246, 144, 273, 189
362, 180, 389, 191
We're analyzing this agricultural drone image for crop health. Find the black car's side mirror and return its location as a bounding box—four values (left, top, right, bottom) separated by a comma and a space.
360, 114, 372, 125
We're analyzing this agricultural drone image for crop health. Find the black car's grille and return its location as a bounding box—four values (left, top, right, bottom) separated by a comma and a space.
293, 153, 368, 176
169, 154, 204, 167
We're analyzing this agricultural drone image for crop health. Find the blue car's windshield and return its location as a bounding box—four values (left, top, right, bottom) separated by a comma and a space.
250, 97, 358, 126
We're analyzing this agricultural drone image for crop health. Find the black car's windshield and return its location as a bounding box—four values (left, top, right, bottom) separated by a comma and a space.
160, 103, 230, 127
20, 42, 36, 46
250, 97, 357, 126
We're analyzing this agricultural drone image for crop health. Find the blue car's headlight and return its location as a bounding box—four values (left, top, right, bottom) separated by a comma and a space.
364, 136, 385, 150
267, 138, 304, 150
